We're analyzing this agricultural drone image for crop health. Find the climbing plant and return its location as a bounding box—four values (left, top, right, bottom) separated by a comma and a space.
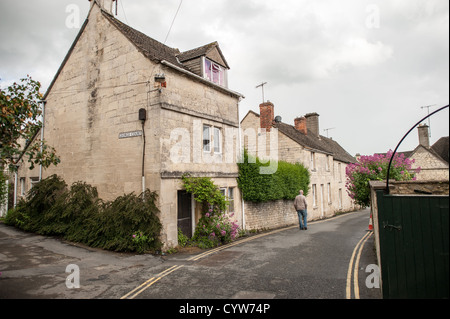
181, 174, 239, 248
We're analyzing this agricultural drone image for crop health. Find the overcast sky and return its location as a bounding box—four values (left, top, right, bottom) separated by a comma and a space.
1, 0, 448, 156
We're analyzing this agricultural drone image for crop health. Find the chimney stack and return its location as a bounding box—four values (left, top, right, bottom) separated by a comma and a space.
294, 117, 307, 135
418, 124, 430, 148
305, 113, 320, 138
259, 102, 274, 132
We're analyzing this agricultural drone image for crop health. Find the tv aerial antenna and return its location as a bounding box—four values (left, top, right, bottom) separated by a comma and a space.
420, 104, 436, 137
324, 128, 336, 138
256, 82, 268, 103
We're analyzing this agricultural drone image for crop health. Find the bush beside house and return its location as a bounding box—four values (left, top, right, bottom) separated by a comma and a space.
4, 175, 162, 253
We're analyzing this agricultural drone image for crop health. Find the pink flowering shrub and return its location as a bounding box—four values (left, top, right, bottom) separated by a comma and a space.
346, 151, 421, 207
195, 210, 240, 248
182, 174, 240, 249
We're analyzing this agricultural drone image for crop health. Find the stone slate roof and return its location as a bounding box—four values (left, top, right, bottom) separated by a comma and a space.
103, 11, 230, 71
177, 41, 230, 68
102, 11, 186, 70
241, 110, 356, 164
431, 136, 449, 164
273, 122, 357, 164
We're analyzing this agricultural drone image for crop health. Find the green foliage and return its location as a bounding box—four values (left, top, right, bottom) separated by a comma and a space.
0, 76, 60, 172
177, 228, 190, 248
1, 76, 61, 207
237, 150, 310, 203
182, 174, 228, 213
0, 170, 9, 208
182, 174, 240, 248
5, 175, 162, 253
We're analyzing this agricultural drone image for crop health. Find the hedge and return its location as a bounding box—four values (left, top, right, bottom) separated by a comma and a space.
237, 150, 310, 203
5, 175, 162, 253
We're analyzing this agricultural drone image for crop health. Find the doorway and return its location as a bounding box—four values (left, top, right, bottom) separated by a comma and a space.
177, 190, 192, 238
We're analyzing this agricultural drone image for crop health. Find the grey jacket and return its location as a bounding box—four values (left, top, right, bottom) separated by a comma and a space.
294, 194, 307, 211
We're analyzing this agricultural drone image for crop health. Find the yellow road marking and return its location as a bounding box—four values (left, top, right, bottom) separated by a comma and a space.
346, 231, 373, 299
121, 265, 184, 299
353, 232, 373, 299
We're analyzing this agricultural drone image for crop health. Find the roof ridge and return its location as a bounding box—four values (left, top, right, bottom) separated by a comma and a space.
101, 10, 184, 67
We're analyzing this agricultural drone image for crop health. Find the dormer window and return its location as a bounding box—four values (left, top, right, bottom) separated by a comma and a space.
204, 58, 227, 87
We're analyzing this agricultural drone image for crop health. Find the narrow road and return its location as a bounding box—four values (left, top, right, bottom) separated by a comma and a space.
0, 208, 381, 301
125, 208, 381, 300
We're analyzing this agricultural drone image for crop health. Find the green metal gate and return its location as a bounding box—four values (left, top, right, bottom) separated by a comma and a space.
375, 190, 449, 299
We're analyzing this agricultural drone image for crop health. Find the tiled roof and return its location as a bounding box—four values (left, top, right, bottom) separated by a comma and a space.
274, 122, 357, 164
177, 42, 218, 62
177, 41, 230, 69
432, 136, 449, 164
102, 11, 187, 70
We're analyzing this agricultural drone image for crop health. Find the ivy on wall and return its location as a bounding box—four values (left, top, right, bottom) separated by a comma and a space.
237, 150, 310, 203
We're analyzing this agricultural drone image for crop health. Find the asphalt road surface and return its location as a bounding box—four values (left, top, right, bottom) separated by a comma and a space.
0, 208, 381, 301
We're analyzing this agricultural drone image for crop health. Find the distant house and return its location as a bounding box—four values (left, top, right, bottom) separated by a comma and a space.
241, 102, 358, 222
400, 124, 449, 181
12, 0, 244, 248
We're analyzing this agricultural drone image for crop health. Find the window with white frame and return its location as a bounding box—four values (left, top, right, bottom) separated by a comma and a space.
228, 187, 235, 213
326, 155, 330, 171
203, 124, 222, 154
30, 177, 39, 189
20, 178, 25, 196
312, 184, 317, 207
204, 58, 227, 87
327, 183, 332, 203
214, 127, 222, 154
203, 125, 211, 152
310, 152, 316, 171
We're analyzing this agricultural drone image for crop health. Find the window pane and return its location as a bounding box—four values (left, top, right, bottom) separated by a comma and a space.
212, 63, 221, 84
203, 125, 210, 152
214, 127, 221, 153
204, 59, 212, 81
228, 188, 235, 213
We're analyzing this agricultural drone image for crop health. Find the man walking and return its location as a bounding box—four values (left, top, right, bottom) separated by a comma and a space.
294, 190, 308, 230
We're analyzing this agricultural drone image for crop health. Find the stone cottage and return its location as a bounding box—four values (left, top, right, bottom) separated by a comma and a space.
392, 124, 448, 181
240, 102, 358, 225
12, 0, 244, 248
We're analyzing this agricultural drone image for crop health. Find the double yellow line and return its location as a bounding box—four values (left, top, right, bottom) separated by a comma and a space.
346, 231, 373, 299
120, 265, 184, 299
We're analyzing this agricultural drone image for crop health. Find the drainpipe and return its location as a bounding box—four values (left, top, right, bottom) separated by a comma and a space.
139, 108, 147, 200
237, 98, 246, 230
13, 171, 18, 208
39, 100, 46, 181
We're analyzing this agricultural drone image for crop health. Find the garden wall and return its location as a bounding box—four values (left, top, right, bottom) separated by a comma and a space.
244, 200, 299, 230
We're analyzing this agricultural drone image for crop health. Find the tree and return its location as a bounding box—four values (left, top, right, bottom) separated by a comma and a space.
345, 151, 421, 207
1, 76, 60, 203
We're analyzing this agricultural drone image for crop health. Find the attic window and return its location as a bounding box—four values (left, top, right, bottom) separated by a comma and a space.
204, 58, 227, 87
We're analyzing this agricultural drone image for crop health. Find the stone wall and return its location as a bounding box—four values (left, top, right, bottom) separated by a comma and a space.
411, 146, 449, 181
244, 200, 299, 231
